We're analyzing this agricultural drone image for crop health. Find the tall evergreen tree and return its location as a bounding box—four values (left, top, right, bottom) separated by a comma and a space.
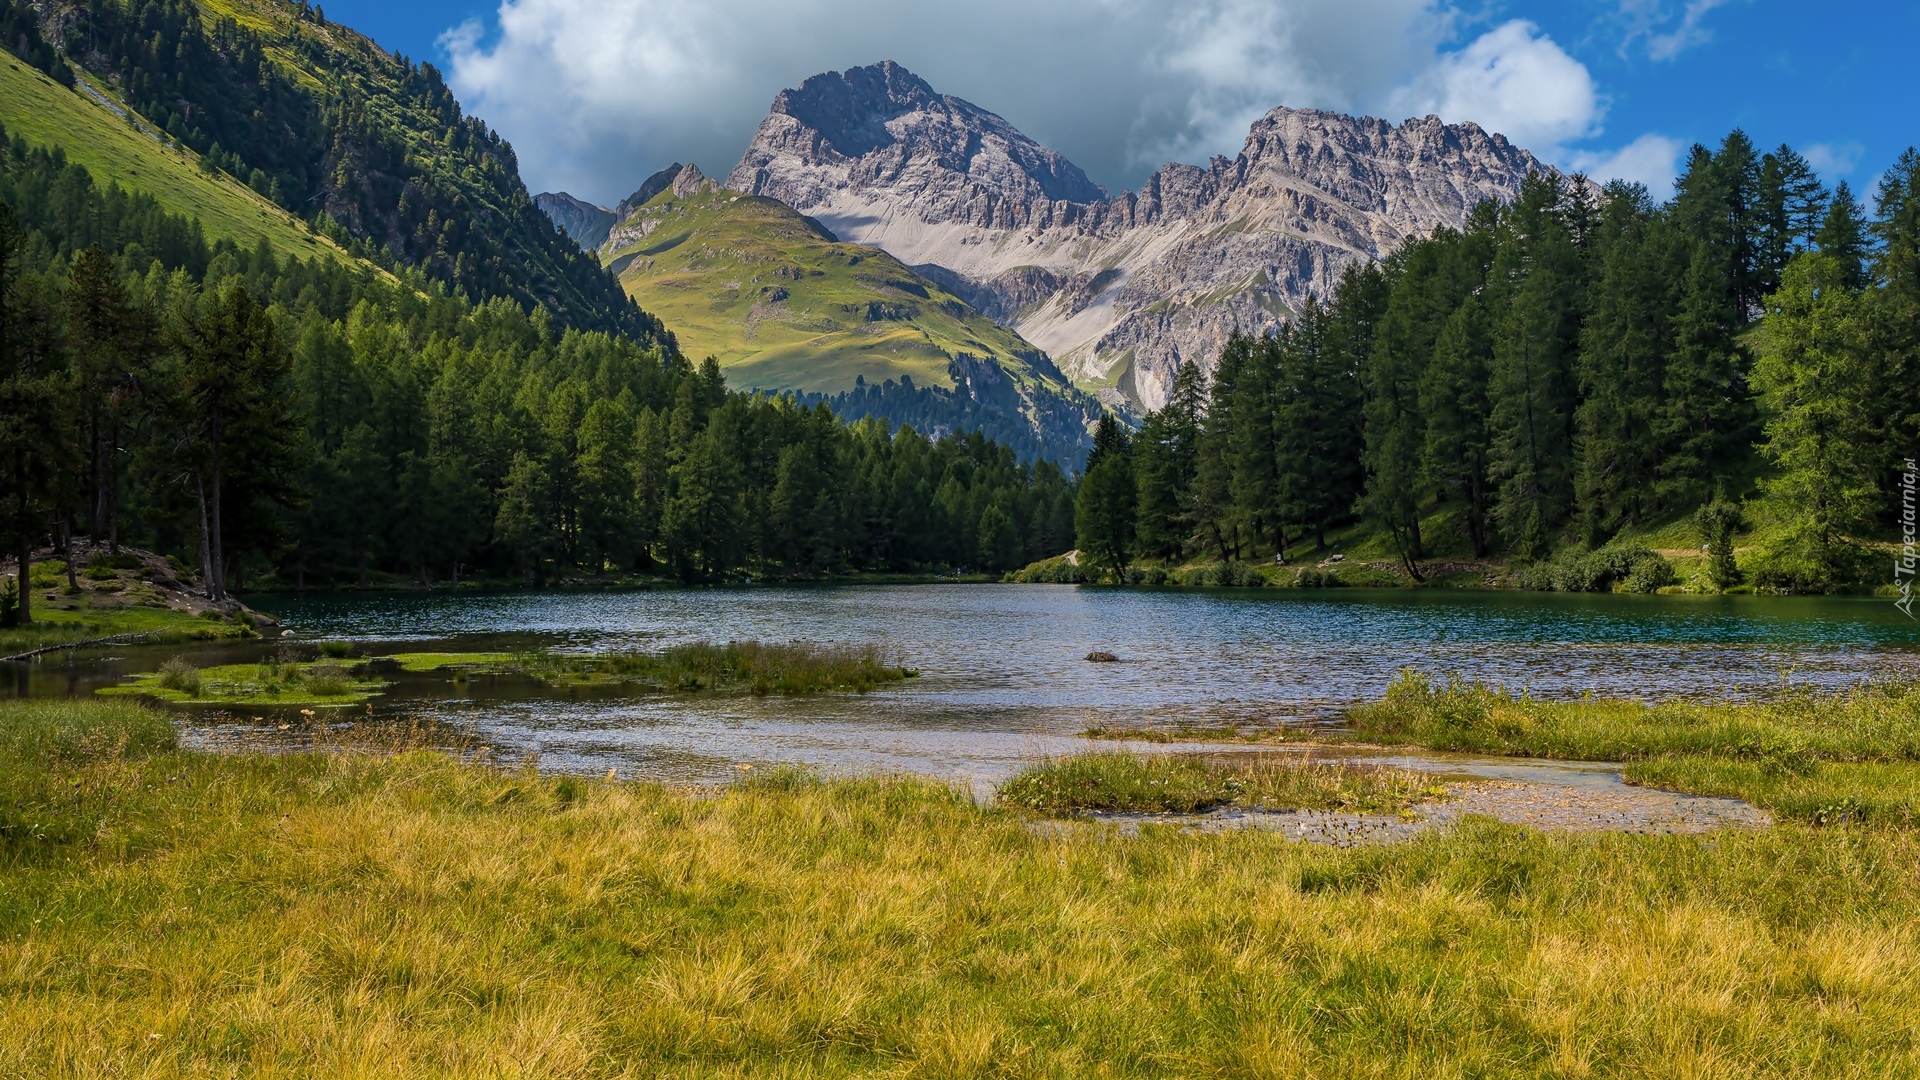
1816, 181, 1873, 289
1751, 253, 1877, 585
1075, 414, 1135, 580
1487, 174, 1584, 558
1575, 187, 1676, 540
1755, 145, 1828, 297
1133, 361, 1204, 560
1658, 242, 1756, 508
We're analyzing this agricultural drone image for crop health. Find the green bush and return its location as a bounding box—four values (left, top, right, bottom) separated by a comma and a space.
27, 561, 66, 589
156, 657, 202, 696
1747, 535, 1878, 594
1515, 543, 1675, 593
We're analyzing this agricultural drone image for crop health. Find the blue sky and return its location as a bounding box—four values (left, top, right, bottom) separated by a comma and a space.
316, 0, 1914, 206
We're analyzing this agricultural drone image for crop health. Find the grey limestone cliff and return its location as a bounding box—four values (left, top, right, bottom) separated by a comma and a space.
726, 61, 1566, 412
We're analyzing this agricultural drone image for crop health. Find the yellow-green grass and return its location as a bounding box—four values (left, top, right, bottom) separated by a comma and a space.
0, 600, 254, 657
97, 659, 385, 707
1348, 671, 1920, 824
498, 641, 918, 696
999, 752, 1446, 814
380, 652, 517, 673
0, 57, 352, 265
606, 188, 1058, 395
5, 700, 1920, 1075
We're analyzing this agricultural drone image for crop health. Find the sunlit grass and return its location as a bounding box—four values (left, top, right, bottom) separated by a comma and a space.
3, 699, 1919, 1075
496, 641, 918, 695
1347, 671, 1920, 824
999, 752, 1445, 814
97, 658, 386, 706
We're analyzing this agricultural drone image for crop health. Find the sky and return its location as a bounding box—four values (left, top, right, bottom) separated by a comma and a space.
316, 0, 1914, 208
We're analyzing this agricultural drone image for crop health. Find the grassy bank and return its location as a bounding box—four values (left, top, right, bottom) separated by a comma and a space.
390, 641, 918, 696
999, 752, 1444, 815
4, 699, 1920, 1075
1348, 672, 1920, 824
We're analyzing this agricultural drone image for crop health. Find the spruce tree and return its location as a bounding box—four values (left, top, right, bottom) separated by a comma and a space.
1816, 181, 1872, 289
1191, 337, 1249, 560
1488, 174, 1584, 559
1751, 253, 1877, 587
1574, 188, 1675, 540
1133, 360, 1204, 560
1755, 145, 1828, 296
1659, 242, 1756, 508
1075, 414, 1136, 580
1422, 297, 1495, 555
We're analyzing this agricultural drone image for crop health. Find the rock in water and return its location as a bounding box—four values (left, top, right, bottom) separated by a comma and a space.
1085, 651, 1119, 663
727, 61, 1566, 413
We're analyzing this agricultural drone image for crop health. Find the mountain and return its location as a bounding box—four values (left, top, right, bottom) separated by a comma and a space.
728, 61, 1564, 412
2, 0, 665, 343
545, 163, 1098, 463
536, 192, 617, 249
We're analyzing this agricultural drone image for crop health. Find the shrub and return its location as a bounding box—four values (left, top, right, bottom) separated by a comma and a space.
302, 670, 350, 697
156, 658, 202, 696
1515, 543, 1675, 593
27, 561, 66, 589
318, 641, 355, 658
1747, 535, 1878, 594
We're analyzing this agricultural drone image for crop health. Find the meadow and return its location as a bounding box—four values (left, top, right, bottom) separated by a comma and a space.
2, 683, 1917, 1076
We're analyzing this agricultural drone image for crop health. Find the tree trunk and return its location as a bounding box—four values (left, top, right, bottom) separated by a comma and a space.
106, 418, 121, 552
208, 419, 226, 601
196, 472, 215, 599
15, 539, 29, 626
61, 519, 77, 591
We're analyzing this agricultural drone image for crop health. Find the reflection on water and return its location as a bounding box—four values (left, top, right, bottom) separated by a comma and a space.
8, 585, 1918, 786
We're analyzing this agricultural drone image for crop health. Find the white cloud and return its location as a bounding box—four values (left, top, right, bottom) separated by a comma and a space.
1804, 141, 1865, 179
1385, 20, 1603, 153
1610, 0, 1737, 61
442, 1, 1606, 203
1567, 133, 1687, 199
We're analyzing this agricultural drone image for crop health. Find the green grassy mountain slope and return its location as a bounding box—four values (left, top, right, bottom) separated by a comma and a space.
6, 0, 665, 343
592, 168, 1099, 462
0, 45, 349, 265
605, 174, 1053, 394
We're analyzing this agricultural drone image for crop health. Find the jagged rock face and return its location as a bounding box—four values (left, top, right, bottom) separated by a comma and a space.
727, 63, 1563, 412
536, 192, 616, 250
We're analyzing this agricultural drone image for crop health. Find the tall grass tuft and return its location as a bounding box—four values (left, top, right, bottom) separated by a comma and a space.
155, 656, 201, 696
999, 752, 1441, 814
532, 640, 918, 695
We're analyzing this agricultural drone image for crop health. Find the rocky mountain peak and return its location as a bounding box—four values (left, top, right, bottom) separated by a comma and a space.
727, 68, 1568, 413
729, 61, 1106, 211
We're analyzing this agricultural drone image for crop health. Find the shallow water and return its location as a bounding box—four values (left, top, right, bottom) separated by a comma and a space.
9, 585, 1918, 788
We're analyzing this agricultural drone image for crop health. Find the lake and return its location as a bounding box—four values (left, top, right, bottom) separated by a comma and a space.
10, 586, 1918, 787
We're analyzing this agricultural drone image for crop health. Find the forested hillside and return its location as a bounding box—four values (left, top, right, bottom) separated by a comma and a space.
1071, 134, 1920, 593
4, 0, 660, 341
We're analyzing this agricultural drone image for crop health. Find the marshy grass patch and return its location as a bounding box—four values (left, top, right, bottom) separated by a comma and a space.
99, 657, 388, 706
999, 751, 1447, 815
1349, 670, 1920, 825
508, 640, 918, 695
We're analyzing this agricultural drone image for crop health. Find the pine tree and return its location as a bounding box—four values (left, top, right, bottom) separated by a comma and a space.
1133, 359, 1204, 561
1361, 240, 1455, 574
1229, 335, 1284, 556
1755, 145, 1828, 297
0, 204, 68, 623
1422, 297, 1495, 555
1816, 181, 1872, 289
1191, 337, 1249, 561
1488, 174, 1584, 559
1751, 253, 1877, 587
1574, 188, 1676, 540
1075, 415, 1135, 580
1658, 242, 1756, 508
177, 285, 298, 600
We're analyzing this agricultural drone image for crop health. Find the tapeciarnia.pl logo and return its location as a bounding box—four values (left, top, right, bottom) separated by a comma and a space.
1899, 458, 1917, 619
